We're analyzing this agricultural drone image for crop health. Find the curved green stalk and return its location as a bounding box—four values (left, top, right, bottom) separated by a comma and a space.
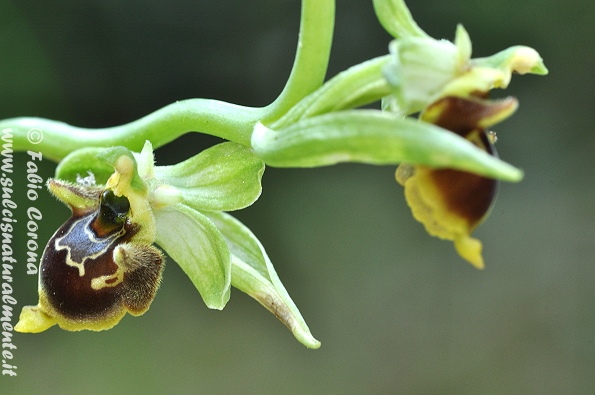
373, 0, 429, 39
4, 0, 336, 162
5, 99, 262, 162
260, 0, 335, 123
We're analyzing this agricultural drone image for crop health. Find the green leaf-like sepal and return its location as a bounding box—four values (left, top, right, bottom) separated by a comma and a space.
155, 204, 231, 310
252, 110, 523, 182
207, 211, 320, 349
154, 142, 264, 212
383, 26, 470, 114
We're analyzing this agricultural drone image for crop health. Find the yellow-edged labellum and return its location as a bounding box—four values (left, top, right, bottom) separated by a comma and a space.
15, 180, 164, 333
396, 96, 516, 268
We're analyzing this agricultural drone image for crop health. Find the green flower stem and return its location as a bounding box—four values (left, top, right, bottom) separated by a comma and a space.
373, 0, 429, 39
260, 0, 335, 123
272, 55, 392, 129
4, 0, 336, 162
252, 110, 524, 182
5, 99, 263, 162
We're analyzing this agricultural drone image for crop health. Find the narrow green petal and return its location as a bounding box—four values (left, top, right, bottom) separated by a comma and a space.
454, 24, 472, 64
155, 204, 231, 310
154, 142, 264, 212
473, 45, 548, 77
252, 110, 523, 182
440, 45, 547, 98
207, 211, 321, 349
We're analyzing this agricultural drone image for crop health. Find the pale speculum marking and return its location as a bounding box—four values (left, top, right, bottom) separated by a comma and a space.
90, 270, 125, 290
55, 214, 126, 277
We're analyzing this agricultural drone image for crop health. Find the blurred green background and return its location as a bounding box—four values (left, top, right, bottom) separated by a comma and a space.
1, 0, 593, 393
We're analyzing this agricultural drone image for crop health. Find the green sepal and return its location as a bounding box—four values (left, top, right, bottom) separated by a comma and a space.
252, 110, 523, 182
206, 211, 321, 349
383, 26, 470, 114
154, 142, 265, 212
155, 204, 231, 310
55, 147, 116, 184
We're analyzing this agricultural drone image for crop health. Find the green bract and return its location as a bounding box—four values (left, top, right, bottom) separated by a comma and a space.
252, 111, 524, 181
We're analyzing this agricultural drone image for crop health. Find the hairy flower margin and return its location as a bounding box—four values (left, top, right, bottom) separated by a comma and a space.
9, 0, 547, 348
